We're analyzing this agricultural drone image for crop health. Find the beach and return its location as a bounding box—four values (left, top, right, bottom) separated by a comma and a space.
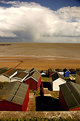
0, 43, 80, 69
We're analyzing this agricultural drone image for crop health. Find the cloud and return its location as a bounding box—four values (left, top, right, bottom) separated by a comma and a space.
0, 1, 80, 42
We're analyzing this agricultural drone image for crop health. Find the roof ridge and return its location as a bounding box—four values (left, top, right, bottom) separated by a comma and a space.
10, 83, 22, 101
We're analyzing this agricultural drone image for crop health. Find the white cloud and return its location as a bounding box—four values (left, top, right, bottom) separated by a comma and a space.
0, 1, 80, 42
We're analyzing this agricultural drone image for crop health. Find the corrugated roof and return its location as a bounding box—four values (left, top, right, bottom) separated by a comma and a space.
0, 82, 28, 105
60, 82, 80, 109
13, 72, 28, 79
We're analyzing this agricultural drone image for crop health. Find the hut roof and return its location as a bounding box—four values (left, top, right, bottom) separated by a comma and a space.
76, 71, 80, 76
16, 69, 25, 72
0, 82, 28, 105
29, 68, 39, 74
0, 68, 8, 74
51, 72, 59, 81
60, 81, 80, 109
31, 71, 41, 82
4, 69, 17, 77
13, 72, 28, 79
55, 69, 63, 72
25, 70, 41, 82
69, 69, 76, 73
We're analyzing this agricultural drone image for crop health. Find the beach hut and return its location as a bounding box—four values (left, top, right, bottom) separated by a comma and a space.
69, 69, 76, 74
69, 74, 76, 81
0, 82, 29, 111
52, 77, 66, 91
40, 70, 47, 76
46, 68, 55, 77
24, 70, 41, 90
0, 75, 10, 82
51, 72, 59, 81
51, 72, 66, 91
63, 70, 70, 77
59, 81, 80, 111
76, 71, 80, 84
11, 72, 29, 82
4, 69, 18, 79
0, 68, 8, 74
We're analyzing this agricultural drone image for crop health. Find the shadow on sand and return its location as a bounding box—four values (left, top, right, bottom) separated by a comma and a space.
42, 82, 52, 91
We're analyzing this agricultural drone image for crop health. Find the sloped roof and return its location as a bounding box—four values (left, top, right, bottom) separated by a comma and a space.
31, 71, 41, 82
16, 69, 25, 72
69, 69, 76, 73
29, 68, 39, 74
55, 69, 63, 72
0, 82, 28, 105
53, 77, 66, 83
25, 70, 41, 82
76, 71, 80, 76
13, 72, 28, 79
0, 68, 8, 74
60, 81, 80, 109
4, 69, 17, 77
51, 72, 59, 81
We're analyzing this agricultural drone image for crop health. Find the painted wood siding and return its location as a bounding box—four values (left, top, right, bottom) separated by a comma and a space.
37, 77, 41, 90
0, 100, 22, 111
70, 107, 80, 111
22, 86, 29, 111
64, 71, 70, 77
59, 91, 68, 111
25, 78, 37, 90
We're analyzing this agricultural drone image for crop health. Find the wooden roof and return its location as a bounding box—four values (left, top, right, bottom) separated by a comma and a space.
31, 71, 41, 82
0, 82, 28, 105
76, 71, 80, 76
4, 69, 17, 77
13, 72, 28, 79
25, 69, 41, 82
60, 81, 80, 109
51, 72, 59, 81
29, 68, 38, 74
0, 68, 8, 74
55, 69, 63, 72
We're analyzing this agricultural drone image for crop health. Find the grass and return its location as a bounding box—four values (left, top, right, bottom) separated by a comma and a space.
50, 91, 59, 98
29, 89, 40, 96
41, 76, 51, 82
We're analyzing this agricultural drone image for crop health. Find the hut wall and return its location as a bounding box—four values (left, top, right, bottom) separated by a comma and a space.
22, 86, 29, 111
70, 107, 80, 111
37, 77, 41, 90
25, 78, 37, 90
0, 100, 22, 111
59, 91, 68, 110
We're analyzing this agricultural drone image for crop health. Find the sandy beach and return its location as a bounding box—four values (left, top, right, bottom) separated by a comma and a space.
0, 43, 80, 70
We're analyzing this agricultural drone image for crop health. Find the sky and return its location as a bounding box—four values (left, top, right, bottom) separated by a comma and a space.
0, 0, 80, 43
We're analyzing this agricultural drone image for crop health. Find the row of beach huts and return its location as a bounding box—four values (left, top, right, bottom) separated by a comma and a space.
0, 67, 80, 111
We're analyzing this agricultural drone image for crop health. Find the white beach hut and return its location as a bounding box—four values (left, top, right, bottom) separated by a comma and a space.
52, 77, 66, 91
